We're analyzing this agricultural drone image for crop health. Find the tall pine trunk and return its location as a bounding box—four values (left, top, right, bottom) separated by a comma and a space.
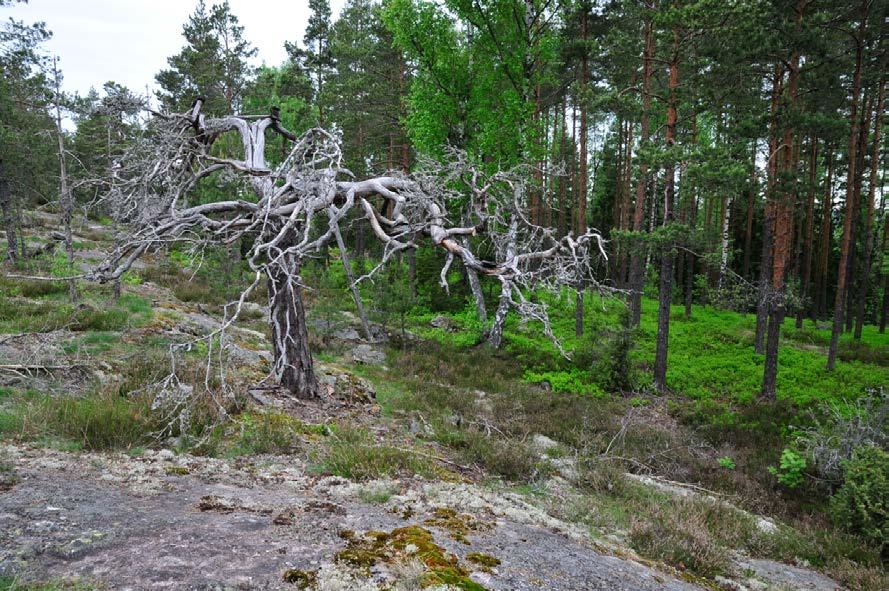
654, 30, 680, 392
0, 159, 17, 264
816, 149, 833, 319
755, 64, 784, 354
853, 79, 884, 339
796, 138, 818, 328
629, 16, 655, 326
844, 91, 870, 332
762, 3, 803, 399
574, 9, 589, 337
827, 3, 867, 370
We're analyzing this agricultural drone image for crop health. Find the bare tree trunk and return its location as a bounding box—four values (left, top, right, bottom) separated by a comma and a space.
558, 97, 567, 237
742, 141, 756, 279
574, 11, 589, 337
654, 30, 680, 392
816, 149, 833, 319
629, 18, 654, 326
486, 218, 517, 348
796, 137, 818, 328
827, 3, 867, 370
0, 159, 17, 264
333, 223, 372, 341
853, 78, 884, 339
488, 282, 511, 349
844, 91, 871, 333
755, 201, 774, 353
762, 9, 803, 400
53, 56, 77, 303
462, 235, 487, 323
717, 194, 731, 290
268, 252, 318, 399
755, 64, 784, 354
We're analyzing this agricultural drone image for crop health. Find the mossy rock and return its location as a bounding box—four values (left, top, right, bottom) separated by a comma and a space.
282, 568, 317, 588
424, 507, 490, 544
335, 525, 489, 590
465, 552, 501, 571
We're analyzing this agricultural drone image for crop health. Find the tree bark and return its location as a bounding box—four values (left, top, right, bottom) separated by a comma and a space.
853, 78, 884, 339
0, 159, 17, 264
654, 30, 680, 392
268, 252, 318, 399
756, 64, 784, 354
461, 234, 487, 323
742, 141, 756, 279
816, 148, 833, 319
628, 15, 655, 326
796, 137, 818, 328
333, 223, 372, 342
762, 2, 803, 399
844, 90, 871, 332
827, 3, 867, 370
53, 56, 77, 303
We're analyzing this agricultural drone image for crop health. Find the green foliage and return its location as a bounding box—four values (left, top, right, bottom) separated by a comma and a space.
717, 456, 736, 470
371, 259, 417, 341
155, 0, 257, 114
769, 448, 806, 489
829, 446, 888, 552
522, 368, 605, 397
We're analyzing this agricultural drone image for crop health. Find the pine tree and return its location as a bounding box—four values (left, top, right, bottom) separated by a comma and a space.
155, 0, 257, 115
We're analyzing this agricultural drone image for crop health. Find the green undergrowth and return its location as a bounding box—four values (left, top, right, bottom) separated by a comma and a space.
564, 478, 886, 588
312, 424, 438, 480
0, 389, 162, 450
339, 340, 886, 586
0, 274, 152, 333
194, 410, 329, 457
405, 292, 888, 407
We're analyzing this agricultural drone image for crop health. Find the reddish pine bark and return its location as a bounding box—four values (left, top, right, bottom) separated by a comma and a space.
654, 30, 680, 392
628, 15, 655, 326
853, 79, 885, 339
827, 1, 867, 370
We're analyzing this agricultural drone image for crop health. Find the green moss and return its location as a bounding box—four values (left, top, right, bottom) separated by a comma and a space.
424, 507, 489, 544
334, 526, 488, 590
281, 568, 317, 588
465, 552, 501, 569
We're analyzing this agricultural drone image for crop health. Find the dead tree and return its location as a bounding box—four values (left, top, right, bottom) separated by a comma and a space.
93, 99, 607, 403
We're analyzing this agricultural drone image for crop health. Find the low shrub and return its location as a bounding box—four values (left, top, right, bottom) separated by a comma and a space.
769, 448, 807, 489
627, 496, 759, 577
829, 446, 888, 553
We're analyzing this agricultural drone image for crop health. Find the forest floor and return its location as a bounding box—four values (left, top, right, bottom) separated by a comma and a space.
0, 210, 887, 590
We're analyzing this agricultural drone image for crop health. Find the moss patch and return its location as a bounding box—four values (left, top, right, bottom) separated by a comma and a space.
465, 552, 501, 572
335, 526, 488, 590
281, 568, 317, 588
424, 507, 490, 544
